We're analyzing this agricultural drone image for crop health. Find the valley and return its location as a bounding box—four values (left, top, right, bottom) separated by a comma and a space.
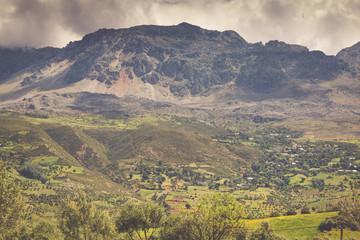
1, 108, 360, 239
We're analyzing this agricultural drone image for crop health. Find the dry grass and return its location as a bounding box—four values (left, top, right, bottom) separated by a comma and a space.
276, 120, 360, 141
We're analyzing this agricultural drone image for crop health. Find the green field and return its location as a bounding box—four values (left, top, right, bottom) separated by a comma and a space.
247, 212, 338, 239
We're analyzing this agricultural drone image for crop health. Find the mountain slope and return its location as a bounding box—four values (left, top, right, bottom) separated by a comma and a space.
337, 41, 360, 73
0, 23, 360, 124
0, 111, 249, 192
0, 23, 351, 102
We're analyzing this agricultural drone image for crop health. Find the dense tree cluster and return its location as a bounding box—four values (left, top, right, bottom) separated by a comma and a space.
19, 162, 48, 184
0, 162, 23, 238
0, 174, 289, 240
218, 131, 360, 191
135, 162, 207, 188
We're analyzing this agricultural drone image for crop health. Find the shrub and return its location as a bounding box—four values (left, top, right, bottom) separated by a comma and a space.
270, 211, 280, 217
318, 218, 335, 232
285, 209, 297, 216
301, 206, 311, 214
249, 222, 286, 240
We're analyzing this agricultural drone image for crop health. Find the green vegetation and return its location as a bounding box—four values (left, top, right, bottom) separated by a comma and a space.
248, 222, 286, 240
1, 111, 360, 239
59, 193, 114, 239
116, 201, 164, 239
0, 162, 23, 238
160, 193, 246, 240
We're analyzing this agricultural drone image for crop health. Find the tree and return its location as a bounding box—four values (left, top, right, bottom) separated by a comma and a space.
248, 222, 286, 240
0, 162, 23, 238
193, 193, 245, 240
251, 163, 261, 173
318, 180, 360, 232
311, 178, 325, 192
159, 213, 193, 240
91, 210, 114, 240
337, 180, 360, 230
161, 193, 246, 240
116, 201, 165, 240
59, 192, 114, 240
31, 220, 62, 240
337, 198, 360, 230
59, 195, 85, 240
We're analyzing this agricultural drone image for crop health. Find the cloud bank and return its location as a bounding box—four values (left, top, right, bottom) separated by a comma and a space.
0, 0, 359, 55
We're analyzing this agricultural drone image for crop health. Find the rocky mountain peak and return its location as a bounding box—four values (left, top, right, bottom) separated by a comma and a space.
265, 40, 308, 52
337, 41, 360, 72
0, 23, 356, 104
177, 22, 202, 32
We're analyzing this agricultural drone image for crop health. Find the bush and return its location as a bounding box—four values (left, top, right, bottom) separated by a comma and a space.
270, 211, 280, 217
249, 222, 286, 240
318, 218, 336, 232
116, 201, 164, 240
301, 206, 311, 214
311, 178, 325, 191
285, 209, 297, 216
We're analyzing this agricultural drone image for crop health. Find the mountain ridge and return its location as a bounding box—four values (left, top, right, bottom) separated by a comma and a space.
0, 23, 359, 122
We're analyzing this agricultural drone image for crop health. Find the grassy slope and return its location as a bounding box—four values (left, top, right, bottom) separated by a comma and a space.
0, 113, 129, 195
316, 229, 360, 240
247, 212, 338, 240
85, 124, 248, 175
41, 124, 110, 169
0, 114, 79, 166
275, 120, 360, 141
0, 111, 251, 192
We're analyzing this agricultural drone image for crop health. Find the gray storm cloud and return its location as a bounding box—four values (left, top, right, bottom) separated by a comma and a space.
0, 0, 359, 55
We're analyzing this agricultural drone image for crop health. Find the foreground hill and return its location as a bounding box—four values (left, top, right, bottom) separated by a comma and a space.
0, 111, 250, 192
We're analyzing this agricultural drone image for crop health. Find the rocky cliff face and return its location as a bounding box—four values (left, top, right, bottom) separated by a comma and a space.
337, 42, 360, 73
0, 23, 359, 122
0, 23, 353, 100
0, 47, 61, 83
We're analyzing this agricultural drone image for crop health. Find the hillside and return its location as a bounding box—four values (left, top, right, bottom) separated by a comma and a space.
0, 111, 249, 190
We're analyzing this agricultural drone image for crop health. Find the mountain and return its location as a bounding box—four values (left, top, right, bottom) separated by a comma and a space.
0, 23, 360, 122
337, 42, 360, 72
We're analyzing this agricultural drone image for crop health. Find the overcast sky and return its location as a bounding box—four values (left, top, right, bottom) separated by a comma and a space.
1, 0, 360, 55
